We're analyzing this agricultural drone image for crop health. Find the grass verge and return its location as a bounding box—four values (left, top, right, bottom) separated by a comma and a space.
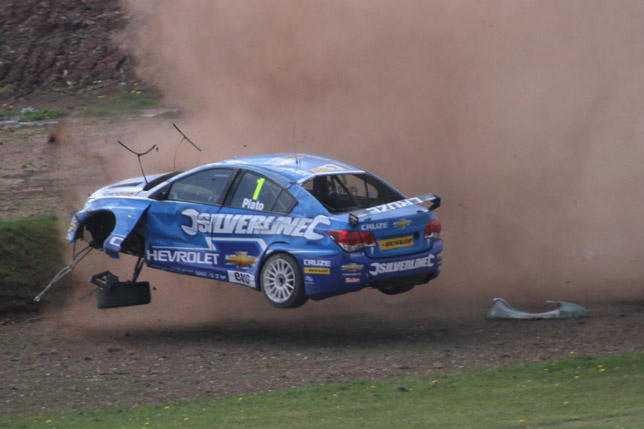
79, 90, 162, 117
1, 90, 163, 122
0, 106, 71, 122
3, 353, 643, 428
0, 217, 69, 312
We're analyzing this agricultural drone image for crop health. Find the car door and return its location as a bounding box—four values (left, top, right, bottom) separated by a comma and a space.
212, 170, 297, 289
143, 167, 236, 280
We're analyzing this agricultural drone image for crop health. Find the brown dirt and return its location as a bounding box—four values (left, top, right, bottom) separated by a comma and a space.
2, 0, 644, 420
1, 118, 643, 418
0, 0, 134, 97
1, 297, 643, 417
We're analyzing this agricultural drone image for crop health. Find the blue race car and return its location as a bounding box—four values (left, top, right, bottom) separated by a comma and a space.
66, 154, 442, 309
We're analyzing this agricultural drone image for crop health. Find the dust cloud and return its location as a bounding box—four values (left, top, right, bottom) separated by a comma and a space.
54, 1, 644, 327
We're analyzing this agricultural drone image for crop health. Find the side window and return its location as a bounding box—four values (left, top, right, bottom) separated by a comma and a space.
229, 171, 295, 214
168, 168, 234, 205
273, 191, 297, 214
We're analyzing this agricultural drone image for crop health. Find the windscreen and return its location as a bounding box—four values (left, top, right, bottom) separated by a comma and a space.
302, 173, 403, 214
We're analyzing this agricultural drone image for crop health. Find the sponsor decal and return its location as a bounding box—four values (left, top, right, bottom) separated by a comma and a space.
311, 163, 343, 173
304, 259, 331, 267
369, 254, 435, 275
353, 194, 438, 218
242, 198, 264, 211
228, 270, 256, 287
180, 209, 330, 240
282, 167, 312, 177
360, 222, 388, 231
341, 263, 363, 272
147, 249, 219, 265
225, 251, 257, 268
108, 235, 124, 248
393, 219, 411, 228
344, 277, 361, 284
378, 235, 414, 251
105, 191, 135, 197
304, 267, 331, 275
272, 156, 298, 166
67, 218, 82, 241
365, 198, 422, 215
305, 275, 314, 282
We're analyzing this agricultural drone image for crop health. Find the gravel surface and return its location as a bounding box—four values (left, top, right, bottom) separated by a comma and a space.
1, 298, 643, 417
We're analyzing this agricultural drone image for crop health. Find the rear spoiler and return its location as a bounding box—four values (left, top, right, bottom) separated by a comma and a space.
348, 193, 440, 227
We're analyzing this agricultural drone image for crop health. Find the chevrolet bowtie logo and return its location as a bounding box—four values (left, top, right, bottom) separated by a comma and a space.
225, 252, 257, 268
341, 263, 363, 271
393, 219, 411, 228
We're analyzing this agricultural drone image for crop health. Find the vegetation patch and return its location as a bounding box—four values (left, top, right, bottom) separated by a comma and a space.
0, 217, 69, 313
0, 104, 18, 121
79, 90, 162, 117
3, 353, 643, 428
1, 89, 164, 123
0, 105, 71, 122
18, 107, 71, 122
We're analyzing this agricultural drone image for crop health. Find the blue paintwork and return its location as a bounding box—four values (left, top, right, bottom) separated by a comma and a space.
67, 153, 442, 302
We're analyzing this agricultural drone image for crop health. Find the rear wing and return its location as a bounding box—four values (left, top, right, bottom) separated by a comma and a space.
348, 193, 441, 227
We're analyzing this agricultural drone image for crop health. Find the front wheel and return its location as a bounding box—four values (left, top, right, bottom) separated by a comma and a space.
260, 253, 308, 309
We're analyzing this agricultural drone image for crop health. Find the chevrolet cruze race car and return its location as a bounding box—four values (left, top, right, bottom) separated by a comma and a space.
65, 154, 443, 309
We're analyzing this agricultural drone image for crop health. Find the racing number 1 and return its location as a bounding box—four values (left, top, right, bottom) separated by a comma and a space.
253, 177, 265, 200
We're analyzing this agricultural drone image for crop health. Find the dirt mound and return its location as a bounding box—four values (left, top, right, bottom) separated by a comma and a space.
0, 0, 134, 95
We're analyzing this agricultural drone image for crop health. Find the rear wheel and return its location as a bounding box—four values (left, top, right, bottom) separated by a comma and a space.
260, 253, 307, 308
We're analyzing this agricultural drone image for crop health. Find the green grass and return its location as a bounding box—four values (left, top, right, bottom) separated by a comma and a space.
3, 353, 643, 428
0, 105, 18, 120
1, 89, 162, 122
0, 217, 69, 312
0, 106, 71, 122
18, 107, 71, 122
79, 90, 161, 117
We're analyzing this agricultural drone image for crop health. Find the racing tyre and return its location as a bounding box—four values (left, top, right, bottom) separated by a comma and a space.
260, 253, 308, 309
378, 284, 415, 295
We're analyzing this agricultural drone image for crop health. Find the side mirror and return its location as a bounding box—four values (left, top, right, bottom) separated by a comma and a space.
151, 184, 171, 201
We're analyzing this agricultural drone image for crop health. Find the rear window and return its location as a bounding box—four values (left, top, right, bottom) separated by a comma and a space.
302, 173, 403, 214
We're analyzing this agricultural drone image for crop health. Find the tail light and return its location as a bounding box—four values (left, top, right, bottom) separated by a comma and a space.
328, 230, 376, 252
424, 218, 442, 239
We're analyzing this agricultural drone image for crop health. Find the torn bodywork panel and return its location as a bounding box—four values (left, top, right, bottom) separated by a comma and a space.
487, 298, 589, 320
68, 197, 152, 258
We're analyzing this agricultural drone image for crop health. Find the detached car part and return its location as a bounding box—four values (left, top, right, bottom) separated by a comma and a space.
487, 298, 589, 320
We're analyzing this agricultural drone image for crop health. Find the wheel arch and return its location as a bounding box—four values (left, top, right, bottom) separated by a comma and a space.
257, 243, 302, 291
72, 199, 153, 258
258, 250, 308, 308
78, 210, 116, 248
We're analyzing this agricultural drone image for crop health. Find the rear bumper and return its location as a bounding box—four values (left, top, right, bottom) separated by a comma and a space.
301, 240, 443, 300
368, 271, 439, 289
